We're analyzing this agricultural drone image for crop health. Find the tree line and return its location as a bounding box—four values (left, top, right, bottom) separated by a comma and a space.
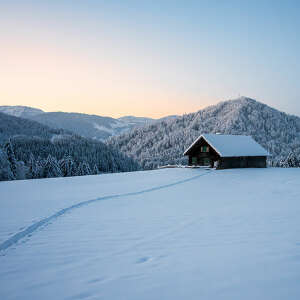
0, 135, 141, 181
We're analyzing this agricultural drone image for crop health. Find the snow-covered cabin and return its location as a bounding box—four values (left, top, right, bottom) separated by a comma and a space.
183, 134, 269, 169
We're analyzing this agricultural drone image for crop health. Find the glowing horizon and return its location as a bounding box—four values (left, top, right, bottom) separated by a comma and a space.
1, 1, 300, 118
0, 98, 214, 119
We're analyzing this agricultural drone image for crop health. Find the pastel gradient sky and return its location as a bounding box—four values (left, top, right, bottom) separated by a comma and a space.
1, 0, 300, 118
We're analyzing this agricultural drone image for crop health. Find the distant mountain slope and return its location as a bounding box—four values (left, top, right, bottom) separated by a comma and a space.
28, 112, 179, 140
157, 115, 179, 122
28, 112, 133, 140
0, 106, 163, 140
0, 105, 178, 140
118, 116, 155, 125
0, 105, 44, 118
0, 113, 140, 181
107, 97, 300, 169
0, 112, 66, 143
118, 115, 178, 124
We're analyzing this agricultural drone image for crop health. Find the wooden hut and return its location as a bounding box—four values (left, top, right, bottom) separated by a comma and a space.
183, 134, 269, 169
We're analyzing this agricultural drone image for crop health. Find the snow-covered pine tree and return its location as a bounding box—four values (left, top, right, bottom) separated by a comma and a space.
15, 161, 27, 180
4, 140, 18, 178
59, 156, 75, 177
93, 164, 100, 175
76, 161, 92, 176
81, 161, 92, 175
42, 155, 63, 178
33, 156, 44, 179
76, 162, 84, 176
280, 151, 299, 168
27, 153, 37, 179
0, 148, 15, 181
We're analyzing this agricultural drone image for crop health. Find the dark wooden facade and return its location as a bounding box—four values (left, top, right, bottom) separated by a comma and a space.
217, 156, 266, 169
187, 138, 219, 167
185, 137, 267, 169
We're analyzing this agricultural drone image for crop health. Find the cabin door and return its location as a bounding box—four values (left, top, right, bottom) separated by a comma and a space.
191, 157, 198, 165
203, 158, 211, 166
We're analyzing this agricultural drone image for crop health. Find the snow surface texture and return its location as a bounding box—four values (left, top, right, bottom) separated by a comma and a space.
1, 168, 300, 300
184, 134, 269, 157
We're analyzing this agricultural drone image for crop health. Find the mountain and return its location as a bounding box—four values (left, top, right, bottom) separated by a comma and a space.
107, 97, 300, 169
117, 115, 178, 129
28, 112, 178, 140
0, 106, 173, 140
0, 112, 140, 181
28, 112, 135, 140
158, 115, 179, 122
0, 111, 66, 143
118, 116, 155, 125
0, 105, 44, 118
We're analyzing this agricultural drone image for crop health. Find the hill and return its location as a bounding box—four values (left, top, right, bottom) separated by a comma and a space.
0, 113, 140, 181
0, 112, 66, 143
28, 111, 139, 140
0, 105, 44, 118
27, 111, 177, 140
118, 115, 155, 125
107, 97, 300, 169
118, 115, 178, 126
1, 168, 300, 299
0, 106, 178, 140
0, 106, 157, 140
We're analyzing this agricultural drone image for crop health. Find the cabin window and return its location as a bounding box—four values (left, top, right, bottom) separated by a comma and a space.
192, 157, 197, 164
201, 146, 209, 153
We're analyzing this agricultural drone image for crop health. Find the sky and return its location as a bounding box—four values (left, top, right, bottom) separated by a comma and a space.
1, 0, 300, 118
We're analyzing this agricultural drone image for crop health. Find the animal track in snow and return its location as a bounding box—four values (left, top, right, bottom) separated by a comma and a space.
0, 171, 210, 253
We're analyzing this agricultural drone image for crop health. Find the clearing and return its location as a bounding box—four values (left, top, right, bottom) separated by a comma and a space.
1, 168, 300, 300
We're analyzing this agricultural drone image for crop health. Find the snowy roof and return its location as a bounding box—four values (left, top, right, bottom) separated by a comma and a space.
183, 134, 269, 157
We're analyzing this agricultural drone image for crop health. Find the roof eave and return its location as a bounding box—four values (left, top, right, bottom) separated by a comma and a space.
183, 135, 202, 156
183, 134, 223, 157
201, 135, 223, 157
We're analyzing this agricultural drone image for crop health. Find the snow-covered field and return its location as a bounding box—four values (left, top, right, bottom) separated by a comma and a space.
1, 168, 300, 300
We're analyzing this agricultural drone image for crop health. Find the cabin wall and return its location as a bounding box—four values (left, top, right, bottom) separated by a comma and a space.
218, 156, 267, 169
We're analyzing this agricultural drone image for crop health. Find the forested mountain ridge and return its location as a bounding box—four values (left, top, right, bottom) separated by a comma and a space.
0, 112, 67, 143
107, 97, 300, 169
0, 105, 178, 140
0, 106, 155, 140
28, 112, 178, 140
0, 113, 140, 181
28, 112, 136, 140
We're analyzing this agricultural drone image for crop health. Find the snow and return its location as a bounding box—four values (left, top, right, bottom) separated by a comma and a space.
93, 120, 135, 136
93, 122, 117, 134
1, 168, 300, 299
118, 116, 154, 125
0, 106, 44, 118
184, 134, 269, 157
